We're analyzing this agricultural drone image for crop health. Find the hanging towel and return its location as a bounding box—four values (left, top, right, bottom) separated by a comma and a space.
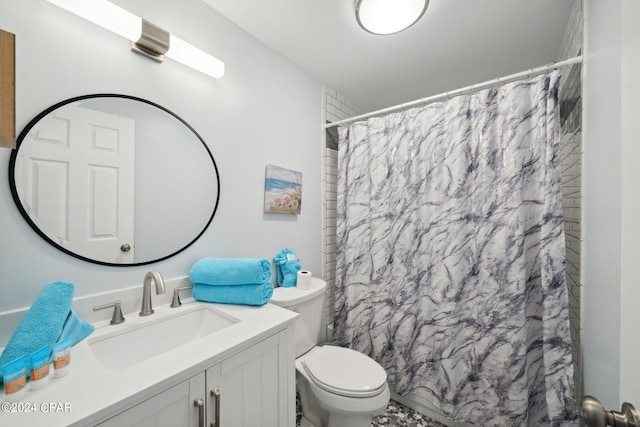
0, 281, 94, 382
189, 258, 272, 286
273, 249, 301, 287
192, 282, 274, 306
58, 310, 96, 346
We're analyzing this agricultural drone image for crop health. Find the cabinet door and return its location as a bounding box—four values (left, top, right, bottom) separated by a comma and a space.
206, 330, 294, 427
98, 373, 205, 427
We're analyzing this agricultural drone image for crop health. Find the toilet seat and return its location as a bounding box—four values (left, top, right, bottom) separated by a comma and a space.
301, 345, 387, 398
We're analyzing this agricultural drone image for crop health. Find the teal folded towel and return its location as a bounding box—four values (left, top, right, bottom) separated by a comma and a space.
189, 258, 272, 286
273, 249, 301, 288
0, 281, 94, 382
192, 282, 274, 306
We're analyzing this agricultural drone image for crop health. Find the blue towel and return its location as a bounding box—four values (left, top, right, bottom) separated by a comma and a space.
192, 282, 274, 306
189, 258, 272, 286
58, 310, 95, 346
273, 249, 301, 287
0, 281, 94, 382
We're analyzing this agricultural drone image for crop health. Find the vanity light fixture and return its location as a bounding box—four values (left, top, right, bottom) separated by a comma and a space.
45, 0, 225, 79
355, 0, 429, 35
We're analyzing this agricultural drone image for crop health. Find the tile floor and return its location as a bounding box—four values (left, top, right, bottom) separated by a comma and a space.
297, 394, 446, 427
372, 401, 446, 427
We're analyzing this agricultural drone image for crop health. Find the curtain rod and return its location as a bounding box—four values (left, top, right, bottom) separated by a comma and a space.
324, 55, 583, 129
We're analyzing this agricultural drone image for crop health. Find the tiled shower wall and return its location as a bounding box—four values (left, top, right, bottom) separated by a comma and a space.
322, 3, 583, 398
321, 84, 361, 341
557, 0, 583, 402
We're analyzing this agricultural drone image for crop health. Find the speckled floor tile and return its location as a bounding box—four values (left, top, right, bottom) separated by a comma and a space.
372, 400, 446, 426
297, 393, 446, 426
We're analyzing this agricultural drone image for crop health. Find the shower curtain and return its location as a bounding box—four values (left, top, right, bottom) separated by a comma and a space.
335, 72, 576, 426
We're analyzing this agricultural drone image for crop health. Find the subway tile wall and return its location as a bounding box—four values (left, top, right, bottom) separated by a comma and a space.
321, 84, 362, 341
557, 0, 583, 403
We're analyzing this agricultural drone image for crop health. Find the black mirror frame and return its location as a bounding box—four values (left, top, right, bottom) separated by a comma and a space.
8, 94, 220, 267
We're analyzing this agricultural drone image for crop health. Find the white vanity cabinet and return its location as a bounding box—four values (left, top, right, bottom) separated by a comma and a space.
97, 329, 295, 427
206, 330, 291, 426
96, 376, 201, 427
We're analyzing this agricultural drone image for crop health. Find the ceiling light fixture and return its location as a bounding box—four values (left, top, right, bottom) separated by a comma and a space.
355, 0, 429, 35
45, 0, 225, 79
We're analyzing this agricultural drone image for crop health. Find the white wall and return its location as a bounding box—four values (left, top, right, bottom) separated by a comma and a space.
0, 0, 322, 312
583, 0, 640, 408
619, 0, 640, 404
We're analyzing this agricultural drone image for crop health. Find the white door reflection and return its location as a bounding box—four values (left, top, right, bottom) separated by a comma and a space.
16, 105, 136, 263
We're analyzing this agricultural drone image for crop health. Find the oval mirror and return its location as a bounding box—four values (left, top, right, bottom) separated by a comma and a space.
9, 94, 220, 266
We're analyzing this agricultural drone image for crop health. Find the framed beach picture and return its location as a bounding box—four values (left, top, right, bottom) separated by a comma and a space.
264, 165, 302, 214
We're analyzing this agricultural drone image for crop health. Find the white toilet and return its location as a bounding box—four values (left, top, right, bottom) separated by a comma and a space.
271, 278, 390, 427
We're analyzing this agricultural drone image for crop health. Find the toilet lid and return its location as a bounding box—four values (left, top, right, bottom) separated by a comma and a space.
302, 346, 387, 398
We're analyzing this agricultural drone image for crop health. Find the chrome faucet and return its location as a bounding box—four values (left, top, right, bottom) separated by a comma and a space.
140, 271, 166, 316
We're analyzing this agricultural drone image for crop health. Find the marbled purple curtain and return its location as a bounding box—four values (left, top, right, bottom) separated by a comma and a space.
335, 73, 576, 426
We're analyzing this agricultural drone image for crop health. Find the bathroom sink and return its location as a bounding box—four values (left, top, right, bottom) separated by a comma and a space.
88, 305, 238, 370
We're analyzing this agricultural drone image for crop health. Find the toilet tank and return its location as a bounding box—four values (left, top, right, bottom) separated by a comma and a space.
270, 278, 327, 357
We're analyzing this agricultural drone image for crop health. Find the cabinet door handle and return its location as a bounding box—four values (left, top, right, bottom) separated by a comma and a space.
210, 387, 221, 427
194, 396, 205, 427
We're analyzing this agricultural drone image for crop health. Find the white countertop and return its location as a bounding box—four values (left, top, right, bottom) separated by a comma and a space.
0, 299, 297, 426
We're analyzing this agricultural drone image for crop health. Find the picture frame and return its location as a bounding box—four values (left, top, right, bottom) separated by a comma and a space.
264, 165, 302, 214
